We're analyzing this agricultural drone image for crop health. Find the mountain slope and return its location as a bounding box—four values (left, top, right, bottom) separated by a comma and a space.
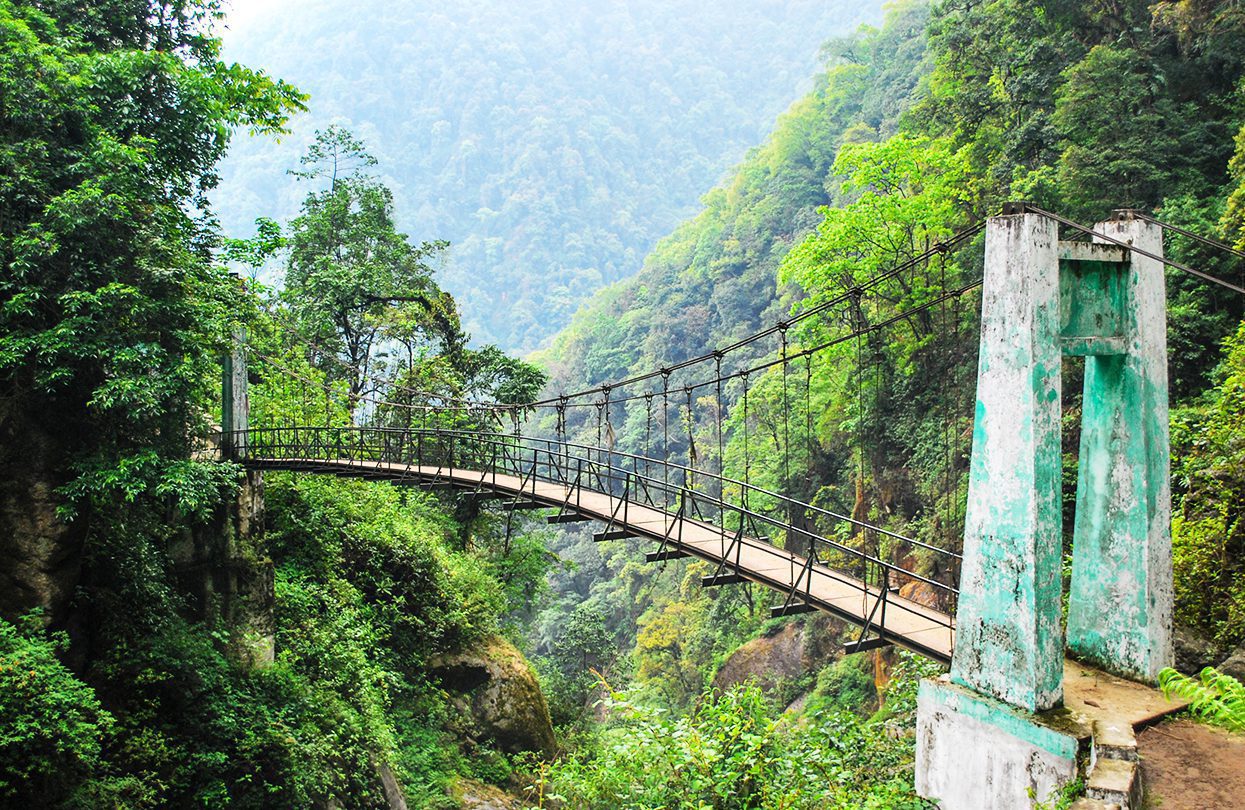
534, 1, 932, 393
213, 0, 883, 351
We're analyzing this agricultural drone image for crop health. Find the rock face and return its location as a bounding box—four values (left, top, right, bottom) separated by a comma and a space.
169, 469, 274, 669
431, 635, 556, 756
1217, 644, 1245, 681
898, 579, 942, 610
713, 615, 843, 695
0, 395, 85, 627
452, 779, 525, 810
1173, 625, 1219, 675
0, 383, 274, 673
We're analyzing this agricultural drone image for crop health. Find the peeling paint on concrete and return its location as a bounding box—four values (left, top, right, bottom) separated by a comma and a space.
951, 213, 1065, 713
916, 677, 1081, 810
1066, 216, 1173, 682
922, 210, 1175, 808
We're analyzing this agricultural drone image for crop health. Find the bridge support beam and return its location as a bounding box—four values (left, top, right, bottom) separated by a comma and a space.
918, 208, 1174, 809
1065, 213, 1172, 682
918, 211, 1074, 810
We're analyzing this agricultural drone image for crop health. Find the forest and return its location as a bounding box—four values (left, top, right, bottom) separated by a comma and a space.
213, 0, 882, 353
2, 1, 1245, 808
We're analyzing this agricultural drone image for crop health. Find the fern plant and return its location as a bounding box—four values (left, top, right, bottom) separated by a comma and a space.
1158, 666, 1245, 732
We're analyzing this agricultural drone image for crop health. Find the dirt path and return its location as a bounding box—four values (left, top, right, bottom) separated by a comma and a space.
1138, 718, 1245, 809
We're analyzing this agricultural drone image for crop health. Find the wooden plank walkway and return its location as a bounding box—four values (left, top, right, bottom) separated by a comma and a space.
248, 456, 956, 663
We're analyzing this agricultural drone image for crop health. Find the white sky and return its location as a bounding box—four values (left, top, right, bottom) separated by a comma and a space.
218, 0, 287, 37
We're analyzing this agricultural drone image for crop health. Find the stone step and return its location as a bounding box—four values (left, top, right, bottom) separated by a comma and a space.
1092, 718, 1138, 762
1070, 799, 1120, 810
1085, 757, 1141, 810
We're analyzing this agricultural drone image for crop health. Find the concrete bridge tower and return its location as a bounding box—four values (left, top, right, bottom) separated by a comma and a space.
916, 208, 1173, 808
221, 327, 249, 461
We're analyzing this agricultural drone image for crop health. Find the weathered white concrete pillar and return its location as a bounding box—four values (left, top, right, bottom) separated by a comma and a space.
918, 211, 1080, 810
1066, 213, 1173, 682
221, 328, 249, 460
918, 209, 1176, 810
950, 211, 1065, 713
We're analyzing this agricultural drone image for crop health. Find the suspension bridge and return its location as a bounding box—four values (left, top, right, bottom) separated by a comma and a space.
218, 205, 1244, 809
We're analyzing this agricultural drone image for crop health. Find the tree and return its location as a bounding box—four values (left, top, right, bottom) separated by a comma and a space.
284, 126, 456, 400
0, 1, 303, 525
779, 133, 975, 340
1052, 44, 1185, 218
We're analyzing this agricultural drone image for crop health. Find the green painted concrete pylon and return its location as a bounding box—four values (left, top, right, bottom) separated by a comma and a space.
1066, 213, 1173, 682
221, 327, 248, 460
951, 212, 1065, 712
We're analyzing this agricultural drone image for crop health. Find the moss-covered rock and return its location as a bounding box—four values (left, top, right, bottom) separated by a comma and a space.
712, 614, 844, 697
431, 635, 555, 756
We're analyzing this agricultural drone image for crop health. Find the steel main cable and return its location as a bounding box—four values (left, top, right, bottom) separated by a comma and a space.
270, 221, 987, 415
548, 279, 984, 410
524, 220, 986, 407
259, 274, 981, 429
1020, 204, 1245, 295
1133, 210, 1245, 262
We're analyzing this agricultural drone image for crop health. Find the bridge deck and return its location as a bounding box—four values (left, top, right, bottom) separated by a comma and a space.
248, 457, 956, 662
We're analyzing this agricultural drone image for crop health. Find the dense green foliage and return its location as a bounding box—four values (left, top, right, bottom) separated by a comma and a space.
1170, 322, 1245, 649
0, 3, 547, 806
526, 657, 938, 809
282, 126, 458, 395
535, 1, 933, 388
6, 1, 1245, 807
0, 0, 300, 516
0, 616, 112, 802
213, 0, 884, 351
529, 2, 963, 714
258, 472, 530, 806
533, 0, 1245, 704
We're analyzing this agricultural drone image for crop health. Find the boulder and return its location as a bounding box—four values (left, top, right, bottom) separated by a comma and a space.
431, 635, 556, 756
452, 779, 525, 810
713, 614, 843, 695
1217, 644, 1245, 681
1173, 625, 1219, 674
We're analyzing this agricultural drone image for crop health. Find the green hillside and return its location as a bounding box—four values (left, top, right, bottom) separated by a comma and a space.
213, 0, 883, 352
528, 0, 1245, 743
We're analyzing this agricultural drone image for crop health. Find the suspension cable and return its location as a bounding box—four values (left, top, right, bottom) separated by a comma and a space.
714, 353, 725, 493
1019, 204, 1245, 295
780, 325, 791, 494
661, 369, 671, 501
804, 353, 813, 488
1133, 210, 1245, 262
644, 392, 654, 483
684, 386, 697, 482
741, 370, 751, 509
522, 221, 987, 407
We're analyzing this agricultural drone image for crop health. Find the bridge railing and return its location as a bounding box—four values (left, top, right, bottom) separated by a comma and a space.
228, 425, 960, 652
